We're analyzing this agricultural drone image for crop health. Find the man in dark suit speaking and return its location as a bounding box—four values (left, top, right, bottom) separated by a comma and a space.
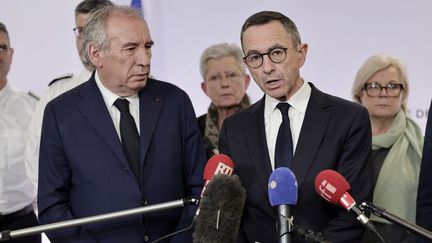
37, 5, 206, 243
219, 11, 373, 242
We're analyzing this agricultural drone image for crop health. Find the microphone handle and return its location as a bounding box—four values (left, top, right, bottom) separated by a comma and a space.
277, 205, 292, 243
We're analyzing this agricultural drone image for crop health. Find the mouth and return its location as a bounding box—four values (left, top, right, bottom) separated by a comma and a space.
264, 79, 282, 89
220, 93, 234, 98
130, 73, 148, 81
265, 78, 279, 84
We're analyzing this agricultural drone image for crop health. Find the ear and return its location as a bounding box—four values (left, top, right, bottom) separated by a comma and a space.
201, 81, 208, 94
88, 43, 103, 68
244, 74, 251, 90
297, 43, 308, 68
9, 47, 14, 61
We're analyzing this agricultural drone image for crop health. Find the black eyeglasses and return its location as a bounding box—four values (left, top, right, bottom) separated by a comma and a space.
243, 47, 288, 69
73, 27, 84, 39
363, 82, 404, 97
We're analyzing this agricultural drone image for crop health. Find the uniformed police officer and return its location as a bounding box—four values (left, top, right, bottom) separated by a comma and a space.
0, 22, 40, 243
24, 0, 114, 188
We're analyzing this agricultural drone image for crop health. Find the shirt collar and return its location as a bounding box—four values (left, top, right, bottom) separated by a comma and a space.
264, 81, 311, 118
94, 70, 139, 109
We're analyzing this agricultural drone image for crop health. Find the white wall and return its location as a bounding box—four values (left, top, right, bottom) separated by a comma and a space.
1, 1, 430, 241
1, 0, 430, 133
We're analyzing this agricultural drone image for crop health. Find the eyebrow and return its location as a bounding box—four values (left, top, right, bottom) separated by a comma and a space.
123, 40, 154, 46
368, 80, 399, 84
245, 44, 286, 55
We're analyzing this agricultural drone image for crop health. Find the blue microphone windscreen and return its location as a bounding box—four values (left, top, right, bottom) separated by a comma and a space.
268, 167, 298, 206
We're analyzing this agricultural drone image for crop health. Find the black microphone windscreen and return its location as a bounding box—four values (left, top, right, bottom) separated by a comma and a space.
193, 174, 246, 243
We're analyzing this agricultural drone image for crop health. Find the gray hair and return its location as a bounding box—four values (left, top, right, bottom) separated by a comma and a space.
199, 43, 247, 79
352, 54, 409, 111
82, 5, 144, 69
75, 0, 114, 16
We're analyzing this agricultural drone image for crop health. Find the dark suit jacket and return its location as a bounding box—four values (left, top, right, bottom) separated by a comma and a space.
38, 74, 206, 243
417, 100, 432, 231
219, 83, 373, 243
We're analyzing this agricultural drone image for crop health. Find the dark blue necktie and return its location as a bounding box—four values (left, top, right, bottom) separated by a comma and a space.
275, 102, 293, 168
114, 98, 141, 184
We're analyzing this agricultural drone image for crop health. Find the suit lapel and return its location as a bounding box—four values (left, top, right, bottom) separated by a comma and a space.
244, 97, 273, 195
292, 85, 330, 189
77, 76, 129, 168
138, 79, 162, 167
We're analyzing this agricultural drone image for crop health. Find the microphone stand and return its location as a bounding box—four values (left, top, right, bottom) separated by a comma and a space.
360, 201, 432, 241
0, 197, 198, 242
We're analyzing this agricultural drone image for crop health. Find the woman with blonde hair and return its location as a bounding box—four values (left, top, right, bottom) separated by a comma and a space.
352, 54, 423, 242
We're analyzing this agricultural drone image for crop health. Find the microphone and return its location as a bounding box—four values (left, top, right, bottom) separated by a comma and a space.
192, 174, 246, 243
202, 154, 234, 196
153, 154, 235, 243
268, 167, 298, 243
314, 170, 383, 241
193, 154, 234, 222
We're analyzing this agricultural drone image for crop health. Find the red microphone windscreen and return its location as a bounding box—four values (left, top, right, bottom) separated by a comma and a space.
314, 169, 351, 204
203, 154, 234, 181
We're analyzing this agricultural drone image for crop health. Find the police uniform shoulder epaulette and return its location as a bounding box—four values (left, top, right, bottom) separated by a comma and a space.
27, 91, 40, 101
48, 73, 73, 86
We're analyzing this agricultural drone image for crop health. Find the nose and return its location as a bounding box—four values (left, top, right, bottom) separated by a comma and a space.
220, 75, 230, 88
261, 54, 275, 74
378, 87, 388, 97
135, 46, 151, 67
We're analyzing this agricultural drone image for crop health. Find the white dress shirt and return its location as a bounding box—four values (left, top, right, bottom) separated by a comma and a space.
94, 71, 140, 139
0, 84, 37, 214
264, 81, 311, 170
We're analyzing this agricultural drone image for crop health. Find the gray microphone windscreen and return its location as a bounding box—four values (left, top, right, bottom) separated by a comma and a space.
193, 174, 246, 243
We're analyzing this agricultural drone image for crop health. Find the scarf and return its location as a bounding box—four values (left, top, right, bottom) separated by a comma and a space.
203, 95, 250, 157
372, 110, 423, 224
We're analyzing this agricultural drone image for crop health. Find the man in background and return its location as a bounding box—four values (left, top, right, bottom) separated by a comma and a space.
37, 5, 206, 242
24, 0, 113, 188
0, 22, 40, 243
